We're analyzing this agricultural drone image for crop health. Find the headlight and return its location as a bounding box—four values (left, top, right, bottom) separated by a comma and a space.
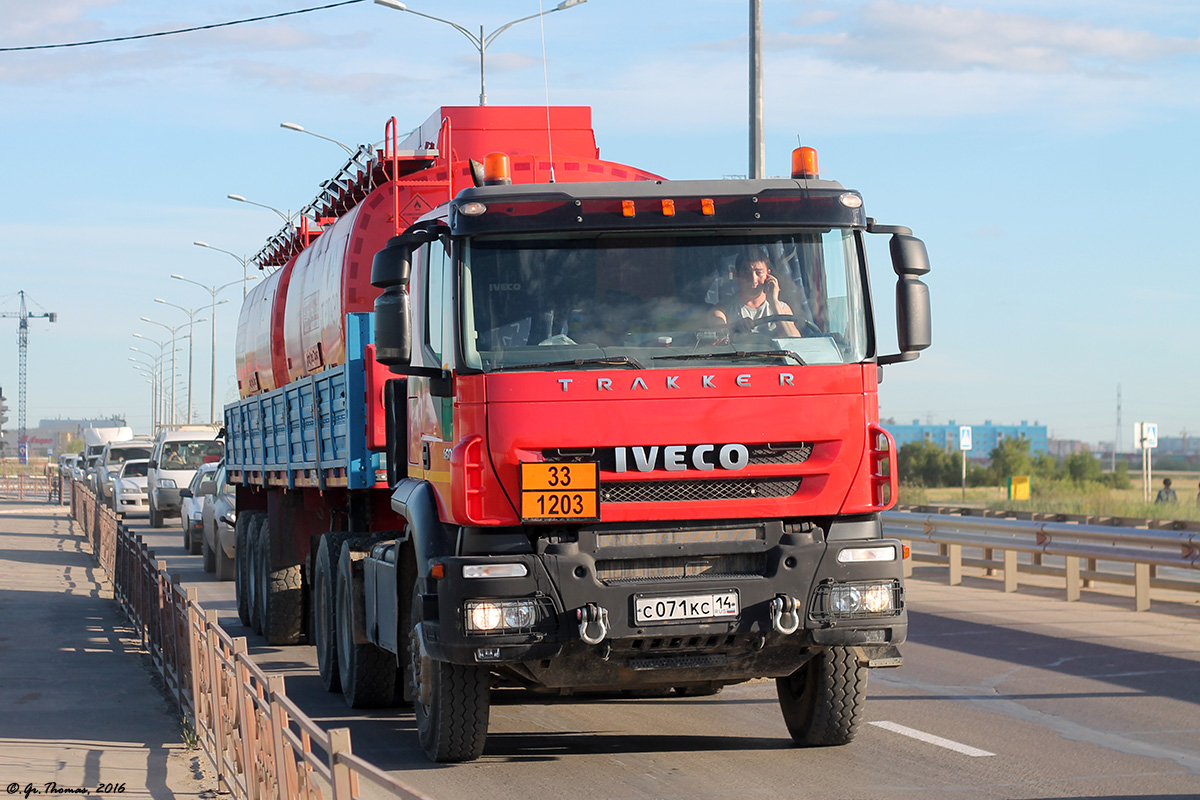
815, 580, 901, 620
463, 599, 543, 634
157, 478, 177, 489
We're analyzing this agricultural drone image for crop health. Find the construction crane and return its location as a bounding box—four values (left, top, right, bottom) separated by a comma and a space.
0, 291, 56, 461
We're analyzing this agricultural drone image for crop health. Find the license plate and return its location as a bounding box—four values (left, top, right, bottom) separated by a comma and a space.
634, 590, 739, 624
520, 462, 600, 521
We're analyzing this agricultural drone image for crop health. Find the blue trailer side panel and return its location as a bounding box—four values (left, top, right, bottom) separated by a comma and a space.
224, 313, 381, 490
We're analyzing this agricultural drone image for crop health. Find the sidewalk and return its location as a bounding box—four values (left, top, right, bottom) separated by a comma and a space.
0, 500, 215, 798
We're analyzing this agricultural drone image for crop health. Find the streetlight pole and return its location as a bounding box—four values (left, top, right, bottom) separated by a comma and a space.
128, 356, 158, 430
132, 334, 173, 431
227, 194, 295, 226
194, 241, 258, 299
280, 122, 356, 155
139, 318, 188, 425
171, 274, 239, 424
154, 299, 214, 425
373, 0, 588, 106
749, 0, 764, 179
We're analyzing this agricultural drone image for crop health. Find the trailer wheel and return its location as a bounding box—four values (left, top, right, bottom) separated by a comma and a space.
256, 514, 303, 646
313, 531, 354, 692
335, 541, 396, 708
248, 514, 264, 634
235, 513, 259, 626
409, 580, 490, 762
776, 646, 866, 747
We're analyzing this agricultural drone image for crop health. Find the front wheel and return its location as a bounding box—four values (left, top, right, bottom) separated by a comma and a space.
410, 580, 490, 762
776, 647, 866, 747
201, 532, 215, 573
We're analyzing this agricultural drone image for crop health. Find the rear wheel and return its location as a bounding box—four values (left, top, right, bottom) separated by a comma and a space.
335, 541, 396, 708
201, 532, 215, 573
410, 578, 490, 762
215, 534, 235, 581
235, 513, 260, 626
313, 531, 354, 692
776, 647, 865, 747
182, 515, 192, 552
255, 514, 303, 646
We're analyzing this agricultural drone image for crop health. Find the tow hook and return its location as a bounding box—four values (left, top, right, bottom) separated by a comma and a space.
770, 594, 801, 635
577, 603, 609, 645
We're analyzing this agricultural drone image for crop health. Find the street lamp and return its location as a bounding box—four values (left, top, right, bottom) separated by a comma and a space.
227, 194, 295, 226
171, 274, 242, 425
155, 298, 218, 425
373, 0, 588, 106
132, 334, 176, 430
280, 122, 356, 156
193, 241, 258, 299
138, 319, 189, 426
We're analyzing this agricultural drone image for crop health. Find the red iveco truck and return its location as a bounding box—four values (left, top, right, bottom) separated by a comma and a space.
223, 105, 931, 762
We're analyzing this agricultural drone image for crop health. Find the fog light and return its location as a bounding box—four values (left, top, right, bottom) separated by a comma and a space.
467, 602, 502, 632
861, 584, 893, 614
831, 586, 861, 615
464, 598, 541, 633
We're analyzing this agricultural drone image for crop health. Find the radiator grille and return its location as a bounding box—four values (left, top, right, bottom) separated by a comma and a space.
597, 553, 768, 584
542, 443, 812, 467
600, 478, 800, 504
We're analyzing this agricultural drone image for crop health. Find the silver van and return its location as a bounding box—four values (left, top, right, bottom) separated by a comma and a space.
147, 427, 223, 528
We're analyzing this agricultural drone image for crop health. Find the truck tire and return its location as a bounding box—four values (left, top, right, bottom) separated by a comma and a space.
201, 533, 216, 573
313, 531, 355, 693
255, 514, 304, 646
409, 580, 490, 762
248, 516, 263, 634
149, 501, 163, 529
235, 513, 260, 627
776, 646, 866, 747
335, 541, 396, 708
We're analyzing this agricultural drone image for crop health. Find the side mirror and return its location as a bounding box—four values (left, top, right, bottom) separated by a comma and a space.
148, 459, 158, 469
870, 227, 932, 365
372, 235, 414, 367
180, 488, 193, 498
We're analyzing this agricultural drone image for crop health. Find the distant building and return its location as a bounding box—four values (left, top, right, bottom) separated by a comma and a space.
1, 416, 127, 461
1047, 439, 1090, 457
883, 419, 1048, 458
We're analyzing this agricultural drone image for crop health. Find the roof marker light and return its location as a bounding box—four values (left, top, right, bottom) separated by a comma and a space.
791, 146, 819, 179
622, 200, 636, 217
661, 199, 676, 216
483, 152, 512, 185
701, 198, 715, 216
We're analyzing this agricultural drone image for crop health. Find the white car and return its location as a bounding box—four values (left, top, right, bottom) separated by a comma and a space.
112, 459, 151, 519
180, 462, 221, 555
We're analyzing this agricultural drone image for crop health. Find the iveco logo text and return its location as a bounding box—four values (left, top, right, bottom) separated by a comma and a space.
489, 283, 521, 292
615, 444, 750, 473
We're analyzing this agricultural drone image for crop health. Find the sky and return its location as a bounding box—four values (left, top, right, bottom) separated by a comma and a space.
1, 0, 1197, 449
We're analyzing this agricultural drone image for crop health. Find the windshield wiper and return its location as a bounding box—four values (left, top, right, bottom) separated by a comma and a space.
652, 349, 807, 366
490, 355, 645, 372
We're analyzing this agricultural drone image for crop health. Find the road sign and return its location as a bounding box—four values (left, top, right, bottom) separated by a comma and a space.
1135, 422, 1158, 449
959, 426, 972, 451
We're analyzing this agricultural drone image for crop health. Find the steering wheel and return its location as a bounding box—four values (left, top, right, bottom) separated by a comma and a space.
738, 314, 821, 337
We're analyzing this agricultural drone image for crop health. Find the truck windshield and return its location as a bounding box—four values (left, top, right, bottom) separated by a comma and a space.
461, 229, 869, 372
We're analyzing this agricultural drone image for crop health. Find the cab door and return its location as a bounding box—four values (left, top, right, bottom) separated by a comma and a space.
408, 235, 455, 497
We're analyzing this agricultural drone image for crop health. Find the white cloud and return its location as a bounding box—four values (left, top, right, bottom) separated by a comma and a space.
778, 2, 1200, 75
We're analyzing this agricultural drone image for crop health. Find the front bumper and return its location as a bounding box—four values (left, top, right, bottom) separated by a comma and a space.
417, 519, 906, 687
154, 487, 182, 515
116, 492, 150, 516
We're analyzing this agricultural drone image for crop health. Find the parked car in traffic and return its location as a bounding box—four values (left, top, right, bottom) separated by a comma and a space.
200, 462, 236, 581
147, 427, 223, 528
112, 458, 151, 519
97, 438, 153, 507
179, 462, 221, 556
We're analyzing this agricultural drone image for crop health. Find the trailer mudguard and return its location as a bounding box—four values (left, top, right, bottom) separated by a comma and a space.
389, 478, 453, 577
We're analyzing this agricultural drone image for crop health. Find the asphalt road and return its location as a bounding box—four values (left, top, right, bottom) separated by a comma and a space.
125, 516, 1200, 800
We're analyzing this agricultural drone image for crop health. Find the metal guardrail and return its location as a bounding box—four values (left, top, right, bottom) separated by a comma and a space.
69, 479, 432, 800
884, 509, 1200, 611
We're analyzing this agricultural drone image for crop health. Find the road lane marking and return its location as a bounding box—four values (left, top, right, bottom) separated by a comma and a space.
869, 721, 995, 757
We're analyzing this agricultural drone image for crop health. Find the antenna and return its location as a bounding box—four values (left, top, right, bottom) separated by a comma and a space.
538, 0, 555, 182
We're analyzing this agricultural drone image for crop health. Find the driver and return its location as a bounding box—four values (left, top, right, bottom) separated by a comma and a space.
712, 248, 801, 336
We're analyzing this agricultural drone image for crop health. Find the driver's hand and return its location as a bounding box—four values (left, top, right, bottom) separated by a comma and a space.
764, 274, 781, 304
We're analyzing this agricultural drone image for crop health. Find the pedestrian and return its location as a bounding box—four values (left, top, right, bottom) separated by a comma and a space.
1154, 477, 1177, 504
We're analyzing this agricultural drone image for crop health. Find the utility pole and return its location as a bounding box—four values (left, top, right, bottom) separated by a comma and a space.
0, 291, 56, 462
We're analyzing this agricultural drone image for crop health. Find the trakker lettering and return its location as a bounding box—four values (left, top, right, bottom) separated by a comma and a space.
560, 374, 797, 392
614, 444, 750, 472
